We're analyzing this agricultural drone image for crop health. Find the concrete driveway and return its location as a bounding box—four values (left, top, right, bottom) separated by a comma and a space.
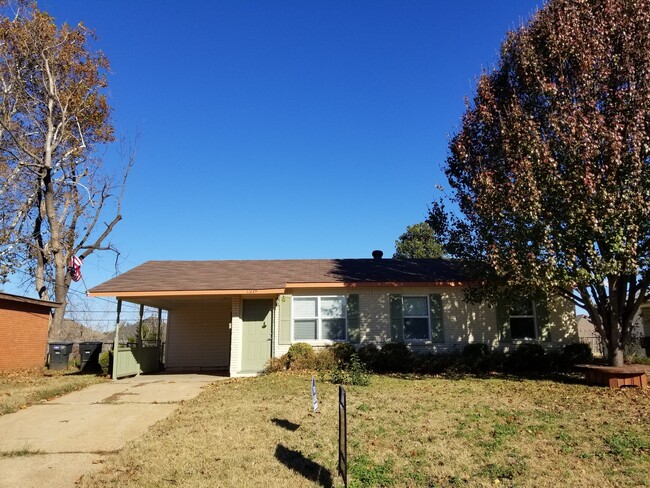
0, 373, 222, 488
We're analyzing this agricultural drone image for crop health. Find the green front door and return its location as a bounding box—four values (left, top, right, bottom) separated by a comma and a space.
242, 299, 273, 372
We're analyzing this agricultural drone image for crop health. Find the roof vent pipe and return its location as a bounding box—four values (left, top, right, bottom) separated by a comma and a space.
372, 250, 383, 259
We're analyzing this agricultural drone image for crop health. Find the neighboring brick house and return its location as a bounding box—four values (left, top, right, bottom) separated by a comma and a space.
89, 257, 578, 377
0, 293, 60, 370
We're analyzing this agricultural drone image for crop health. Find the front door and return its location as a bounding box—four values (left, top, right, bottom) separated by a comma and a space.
242, 299, 273, 372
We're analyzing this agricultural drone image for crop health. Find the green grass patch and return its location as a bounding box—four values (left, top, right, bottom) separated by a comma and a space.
349, 454, 395, 487
604, 431, 650, 460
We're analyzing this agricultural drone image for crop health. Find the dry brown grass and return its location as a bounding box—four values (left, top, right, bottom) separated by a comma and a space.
0, 368, 107, 415
81, 373, 650, 488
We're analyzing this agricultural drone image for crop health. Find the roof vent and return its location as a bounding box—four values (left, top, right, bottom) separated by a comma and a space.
372, 250, 383, 259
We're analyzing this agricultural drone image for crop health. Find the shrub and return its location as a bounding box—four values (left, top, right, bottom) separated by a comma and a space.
311, 343, 357, 373
626, 355, 650, 365
462, 343, 491, 373
544, 349, 564, 372
287, 343, 316, 370
415, 351, 466, 375
624, 337, 644, 358
375, 343, 413, 373
312, 348, 338, 371
505, 343, 548, 374
357, 343, 380, 370
463, 343, 490, 358
98, 350, 112, 377
485, 350, 507, 373
561, 342, 593, 369
329, 342, 356, 365
265, 355, 288, 373
413, 346, 506, 376
329, 353, 371, 386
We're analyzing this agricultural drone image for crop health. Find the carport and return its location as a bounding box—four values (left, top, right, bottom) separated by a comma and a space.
108, 294, 233, 378
88, 261, 294, 378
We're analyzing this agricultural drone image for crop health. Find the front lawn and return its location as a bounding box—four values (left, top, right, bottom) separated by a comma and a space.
0, 368, 107, 415
81, 373, 650, 487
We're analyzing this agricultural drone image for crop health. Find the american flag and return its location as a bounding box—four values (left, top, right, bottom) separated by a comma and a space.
70, 255, 83, 282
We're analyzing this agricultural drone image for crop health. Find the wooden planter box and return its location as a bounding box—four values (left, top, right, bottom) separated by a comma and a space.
575, 364, 648, 388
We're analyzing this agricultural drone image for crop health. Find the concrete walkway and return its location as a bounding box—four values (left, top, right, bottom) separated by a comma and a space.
0, 373, 222, 488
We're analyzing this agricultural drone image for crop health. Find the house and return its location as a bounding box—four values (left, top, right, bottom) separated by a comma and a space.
635, 300, 650, 357
88, 257, 578, 377
576, 314, 595, 338
0, 292, 60, 371
638, 300, 650, 337
576, 314, 605, 357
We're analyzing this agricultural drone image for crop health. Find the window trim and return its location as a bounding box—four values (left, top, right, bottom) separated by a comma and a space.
402, 295, 431, 341
292, 295, 348, 343
509, 300, 538, 340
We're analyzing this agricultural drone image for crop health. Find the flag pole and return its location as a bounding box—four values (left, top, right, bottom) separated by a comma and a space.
81, 275, 89, 295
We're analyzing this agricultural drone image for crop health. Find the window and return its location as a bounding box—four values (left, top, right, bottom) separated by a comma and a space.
293, 296, 347, 342
509, 300, 537, 339
403, 296, 430, 340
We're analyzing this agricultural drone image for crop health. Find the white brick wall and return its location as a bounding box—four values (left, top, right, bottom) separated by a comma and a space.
354, 286, 501, 351
279, 286, 577, 354
227, 288, 578, 372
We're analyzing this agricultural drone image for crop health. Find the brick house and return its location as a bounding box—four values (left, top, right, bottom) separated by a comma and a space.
89, 257, 578, 377
0, 293, 60, 370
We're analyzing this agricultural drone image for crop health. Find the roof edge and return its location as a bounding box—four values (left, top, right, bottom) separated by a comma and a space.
286, 281, 467, 288
89, 281, 471, 298
0, 292, 61, 308
88, 288, 286, 298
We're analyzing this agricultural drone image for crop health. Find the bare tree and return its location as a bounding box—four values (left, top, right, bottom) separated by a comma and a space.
0, 1, 132, 335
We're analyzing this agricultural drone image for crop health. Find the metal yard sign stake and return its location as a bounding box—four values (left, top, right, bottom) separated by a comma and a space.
338, 385, 348, 487
311, 376, 319, 413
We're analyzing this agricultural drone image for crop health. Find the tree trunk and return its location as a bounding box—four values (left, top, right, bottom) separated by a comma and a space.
607, 344, 625, 367
609, 346, 625, 367
607, 316, 625, 367
592, 310, 625, 367
49, 297, 68, 341
48, 265, 72, 340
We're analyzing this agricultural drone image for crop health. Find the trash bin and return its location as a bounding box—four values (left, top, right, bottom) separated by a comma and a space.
48, 342, 74, 370
79, 341, 103, 372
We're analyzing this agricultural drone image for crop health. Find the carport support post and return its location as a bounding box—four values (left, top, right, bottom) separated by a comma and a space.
137, 304, 144, 349
112, 299, 122, 380
137, 304, 144, 375
157, 308, 162, 371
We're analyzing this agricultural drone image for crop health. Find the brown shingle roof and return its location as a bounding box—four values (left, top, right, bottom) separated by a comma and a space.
89, 258, 468, 295
0, 292, 61, 308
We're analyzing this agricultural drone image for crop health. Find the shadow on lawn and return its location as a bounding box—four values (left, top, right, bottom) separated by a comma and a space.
275, 444, 333, 488
271, 417, 301, 432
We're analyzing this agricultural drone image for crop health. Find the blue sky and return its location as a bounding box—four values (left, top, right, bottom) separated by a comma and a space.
8, 1, 544, 307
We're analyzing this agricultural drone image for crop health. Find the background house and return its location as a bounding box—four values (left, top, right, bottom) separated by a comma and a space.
576, 314, 604, 357
89, 257, 578, 377
577, 309, 649, 358
0, 293, 60, 370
